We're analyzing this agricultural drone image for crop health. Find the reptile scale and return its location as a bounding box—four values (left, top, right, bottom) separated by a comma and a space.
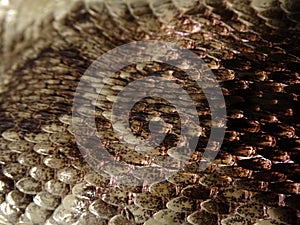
0, 0, 299, 224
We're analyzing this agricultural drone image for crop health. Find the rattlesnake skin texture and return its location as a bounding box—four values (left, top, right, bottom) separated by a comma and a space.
0, 0, 299, 224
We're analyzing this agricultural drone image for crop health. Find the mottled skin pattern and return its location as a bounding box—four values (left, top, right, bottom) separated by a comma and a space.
0, 0, 299, 225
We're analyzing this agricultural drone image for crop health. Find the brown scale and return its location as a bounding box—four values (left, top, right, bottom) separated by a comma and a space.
233, 179, 269, 192
269, 182, 300, 195
237, 157, 272, 171
257, 148, 290, 162
0, 0, 299, 224
251, 171, 287, 183
240, 133, 277, 148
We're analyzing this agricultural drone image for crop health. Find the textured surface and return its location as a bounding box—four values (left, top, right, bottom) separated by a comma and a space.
0, 0, 300, 224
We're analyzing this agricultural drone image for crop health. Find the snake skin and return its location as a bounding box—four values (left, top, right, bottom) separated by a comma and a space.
0, 0, 299, 224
